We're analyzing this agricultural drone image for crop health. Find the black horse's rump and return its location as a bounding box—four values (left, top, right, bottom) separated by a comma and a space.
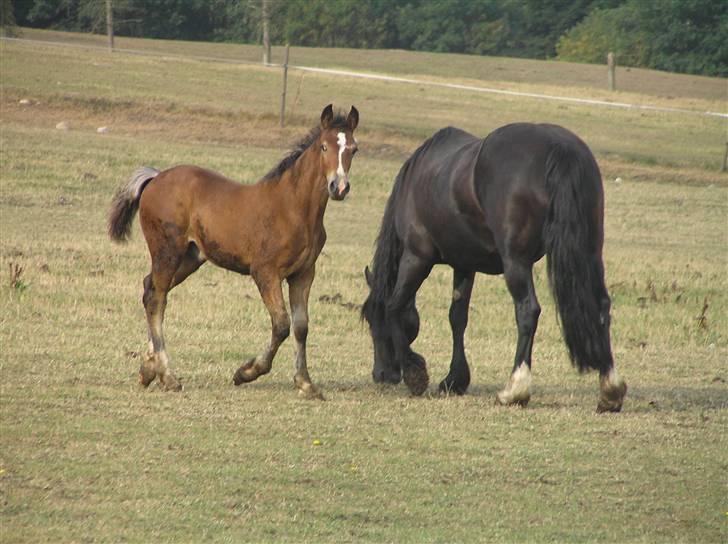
362, 123, 626, 412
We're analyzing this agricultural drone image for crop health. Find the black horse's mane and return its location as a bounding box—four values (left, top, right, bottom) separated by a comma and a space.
262, 114, 350, 182
361, 142, 435, 327
361, 127, 472, 328
360, 169, 405, 326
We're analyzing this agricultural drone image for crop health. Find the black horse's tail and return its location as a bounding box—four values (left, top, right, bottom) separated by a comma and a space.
543, 143, 613, 373
108, 166, 160, 242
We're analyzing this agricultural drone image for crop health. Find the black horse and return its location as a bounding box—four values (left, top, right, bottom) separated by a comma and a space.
362, 123, 627, 412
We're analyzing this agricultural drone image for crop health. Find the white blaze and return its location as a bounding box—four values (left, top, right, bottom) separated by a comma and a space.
336, 132, 347, 177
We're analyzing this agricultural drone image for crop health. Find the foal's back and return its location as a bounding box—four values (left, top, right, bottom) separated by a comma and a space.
139, 165, 262, 223
138, 165, 278, 275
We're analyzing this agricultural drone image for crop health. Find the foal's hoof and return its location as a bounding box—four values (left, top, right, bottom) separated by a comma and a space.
160, 373, 183, 392
233, 359, 258, 385
138, 365, 157, 388
297, 383, 325, 401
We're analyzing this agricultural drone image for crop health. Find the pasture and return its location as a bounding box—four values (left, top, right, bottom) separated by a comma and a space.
1, 30, 726, 543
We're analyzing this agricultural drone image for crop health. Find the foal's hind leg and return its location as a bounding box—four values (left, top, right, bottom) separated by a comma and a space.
169, 243, 206, 289
141, 267, 181, 391
233, 268, 290, 386
439, 269, 475, 395
496, 259, 540, 407
139, 244, 202, 391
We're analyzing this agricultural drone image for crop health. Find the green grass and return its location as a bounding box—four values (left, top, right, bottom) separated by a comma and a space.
15, 27, 728, 102
1, 31, 727, 543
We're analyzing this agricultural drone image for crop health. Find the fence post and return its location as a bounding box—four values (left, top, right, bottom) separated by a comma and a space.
262, 0, 271, 65
106, 0, 114, 52
280, 44, 290, 128
722, 142, 728, 173
607, 52, 615, 91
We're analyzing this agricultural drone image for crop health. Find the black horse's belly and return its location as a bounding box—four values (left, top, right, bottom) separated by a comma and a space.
413, 177, 503, 274
432, 216, 504, 274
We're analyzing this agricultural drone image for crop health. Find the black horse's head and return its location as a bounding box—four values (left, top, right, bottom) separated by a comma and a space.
361, 266, 420, 384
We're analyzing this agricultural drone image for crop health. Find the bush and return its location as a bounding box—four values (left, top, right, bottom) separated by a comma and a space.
557, 0, 728, 77
556, 4, 649, 68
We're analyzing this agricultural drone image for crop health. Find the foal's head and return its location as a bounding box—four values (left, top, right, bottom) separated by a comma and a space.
318, 104, 359, 201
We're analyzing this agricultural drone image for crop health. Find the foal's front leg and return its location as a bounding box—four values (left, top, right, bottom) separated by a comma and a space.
233, 269, 290, 385
288, 266, 324, 400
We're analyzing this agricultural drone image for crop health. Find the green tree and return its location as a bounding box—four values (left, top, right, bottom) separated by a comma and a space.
499, 0, 611, 59
641, 0, 727, 76
557, 0, 727, 76
556, 3, 649, 67
280, 0, 397, 49
11, 0, 727, 77
1, 0, 19, 36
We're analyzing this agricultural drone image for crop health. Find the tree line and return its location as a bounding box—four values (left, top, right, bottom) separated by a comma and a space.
7, 0, 727, 77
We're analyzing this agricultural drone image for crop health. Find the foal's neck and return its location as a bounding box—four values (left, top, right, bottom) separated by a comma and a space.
279, 144, 329, 221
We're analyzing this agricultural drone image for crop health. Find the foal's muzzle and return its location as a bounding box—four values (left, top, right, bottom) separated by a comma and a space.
328, 177, 350, 201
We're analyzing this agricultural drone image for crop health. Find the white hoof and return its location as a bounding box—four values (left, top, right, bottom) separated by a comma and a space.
496, 363, 532, 407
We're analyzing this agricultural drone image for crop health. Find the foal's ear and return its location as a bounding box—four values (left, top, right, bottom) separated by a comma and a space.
364, 266, 372, 287
347, 106, 359, 131
320, 104, 334, 129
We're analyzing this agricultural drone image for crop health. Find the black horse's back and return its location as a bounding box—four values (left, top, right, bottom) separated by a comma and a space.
363, 127, 481, 316
363, 122, 627, 412
474, 123, 601, 261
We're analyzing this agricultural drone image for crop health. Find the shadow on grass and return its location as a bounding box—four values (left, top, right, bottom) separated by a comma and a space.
128, 367, 728, 415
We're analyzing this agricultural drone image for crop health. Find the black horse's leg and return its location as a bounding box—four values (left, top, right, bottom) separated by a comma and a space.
496, 259, 540, 406
386, 250, 432, 396
439, 269, 475, 395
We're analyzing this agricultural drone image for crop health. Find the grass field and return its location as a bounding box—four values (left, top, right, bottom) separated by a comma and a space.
1, 30, 727, 543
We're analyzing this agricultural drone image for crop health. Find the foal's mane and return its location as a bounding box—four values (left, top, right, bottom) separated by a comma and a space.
262, 113, 350, 182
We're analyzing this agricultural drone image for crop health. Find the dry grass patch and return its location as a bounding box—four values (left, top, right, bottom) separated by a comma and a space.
1, 34, 726, 543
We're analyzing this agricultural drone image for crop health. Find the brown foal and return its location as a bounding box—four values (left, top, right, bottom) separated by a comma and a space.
108, 104, 359, 399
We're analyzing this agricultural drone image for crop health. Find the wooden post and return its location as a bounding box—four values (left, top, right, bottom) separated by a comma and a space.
280, 44, 289, 128
722, 142, 728, 173
262, 0, 271, 65
607, 52, 616, 91
106, 0, 114, 52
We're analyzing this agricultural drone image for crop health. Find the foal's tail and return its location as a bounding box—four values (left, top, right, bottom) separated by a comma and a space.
543, 143, 613, 374
108, 167, 160, 242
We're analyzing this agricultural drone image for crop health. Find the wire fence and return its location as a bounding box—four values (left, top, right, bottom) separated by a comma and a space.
3, 35, 726, 121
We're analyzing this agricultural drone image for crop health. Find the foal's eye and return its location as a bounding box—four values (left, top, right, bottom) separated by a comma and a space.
321, 144, 328, 152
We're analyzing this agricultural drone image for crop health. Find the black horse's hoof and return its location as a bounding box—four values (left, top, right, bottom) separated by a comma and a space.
403, 366, 429, 396
438, 377, 469, 396
402, 352, 429, 396
372, 368, 402, 385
